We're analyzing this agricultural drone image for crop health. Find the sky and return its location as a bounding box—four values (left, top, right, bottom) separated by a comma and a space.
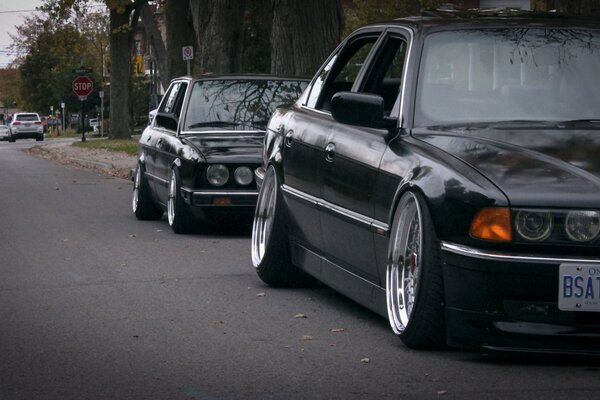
0, 0, 46, 68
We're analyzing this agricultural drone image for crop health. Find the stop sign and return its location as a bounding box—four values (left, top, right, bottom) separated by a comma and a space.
72, 76, 93, 98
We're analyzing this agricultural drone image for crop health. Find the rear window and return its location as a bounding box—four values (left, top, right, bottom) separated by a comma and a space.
15, 114, 40, 122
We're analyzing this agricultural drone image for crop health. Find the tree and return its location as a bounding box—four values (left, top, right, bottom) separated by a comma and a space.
164, 0, 195, 79
0, 69, 22, 111
270, 0, 342, 76
344, 0, 443, 35
14, 15, 100, 115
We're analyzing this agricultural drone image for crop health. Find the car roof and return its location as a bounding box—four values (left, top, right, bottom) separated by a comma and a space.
360, 9, 600, 32
170, 74, 311, 84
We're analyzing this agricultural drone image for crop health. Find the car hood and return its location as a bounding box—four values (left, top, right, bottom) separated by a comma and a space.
181, 131, 264, 163
415, 128, 600, 208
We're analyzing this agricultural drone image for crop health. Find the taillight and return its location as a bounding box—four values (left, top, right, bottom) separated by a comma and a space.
12, 122, 21, 125
34, 122, 42, 125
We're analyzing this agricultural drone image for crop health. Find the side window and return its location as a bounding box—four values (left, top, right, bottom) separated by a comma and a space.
307, 35, 379, 112
362, 36, 408, 113
160, 82, 188, 117
157, 81, 188, 131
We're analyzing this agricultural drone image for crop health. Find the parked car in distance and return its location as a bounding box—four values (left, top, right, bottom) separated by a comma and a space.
0, 125, 9, 141
252, 10, 600, 354
89, 118, 100, 132
133, 74, 309, 233
9, 112, 44, 142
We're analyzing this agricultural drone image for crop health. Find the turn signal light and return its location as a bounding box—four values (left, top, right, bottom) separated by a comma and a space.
470, 207, 512, 242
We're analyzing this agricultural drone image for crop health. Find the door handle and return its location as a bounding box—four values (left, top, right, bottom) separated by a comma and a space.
325, 143, 335, 162
285, 130, 294, 147
146, 135, 152, 142
157, 138, 163, 146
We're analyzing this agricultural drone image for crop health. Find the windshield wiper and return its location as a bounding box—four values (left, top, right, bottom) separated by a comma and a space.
186, 121, 240, 129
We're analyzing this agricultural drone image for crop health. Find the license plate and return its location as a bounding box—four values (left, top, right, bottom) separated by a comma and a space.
558, 263, 600, 311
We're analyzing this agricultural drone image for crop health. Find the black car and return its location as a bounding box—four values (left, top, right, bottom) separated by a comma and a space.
251, 11, 600, 354
132, 75, 308, 233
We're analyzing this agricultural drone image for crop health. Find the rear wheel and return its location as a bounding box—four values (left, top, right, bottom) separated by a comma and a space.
386, 191, 445, 349
251, 166, 315, 287
132, 164, 163, 220
36, 135, 43, 141
167, 167, 195, 234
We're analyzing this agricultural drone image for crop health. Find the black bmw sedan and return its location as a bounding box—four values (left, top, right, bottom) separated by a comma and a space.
133, 75, 308, 233
251, 11, 600, 354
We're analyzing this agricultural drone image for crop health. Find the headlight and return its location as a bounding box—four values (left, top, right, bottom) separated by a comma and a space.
515, 210, 553, 241
234, 166, 253, 186
206, 164, 229, 186
565, 211, 600, 242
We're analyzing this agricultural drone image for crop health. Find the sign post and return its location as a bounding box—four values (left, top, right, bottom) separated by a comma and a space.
182, 46, 194, 76
61, 102, 65, 134
72, 75, 93, 142
99, 90, 104, 137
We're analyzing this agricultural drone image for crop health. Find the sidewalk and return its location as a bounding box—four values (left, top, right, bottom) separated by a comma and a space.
26, 140, 137, 180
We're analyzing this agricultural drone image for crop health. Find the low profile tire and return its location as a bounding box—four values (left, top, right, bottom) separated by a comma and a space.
386, 191, 445, 349
167, 167, 195, 234
132, 164, 163, 220
8, 136, 15, 143
251, 166, 315, 287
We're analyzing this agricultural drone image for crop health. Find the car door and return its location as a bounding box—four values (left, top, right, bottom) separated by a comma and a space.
319, 32, 411, 284
152, 80, 188, 205
282, 32, 382, 258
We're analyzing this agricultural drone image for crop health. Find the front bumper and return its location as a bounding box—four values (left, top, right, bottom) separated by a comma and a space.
441, 242, 600, 355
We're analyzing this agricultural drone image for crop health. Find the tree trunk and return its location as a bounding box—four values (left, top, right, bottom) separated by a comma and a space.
166, 0, 196, 79
140, 3, 170, 89
271, 0, 342, 76
189, 0, 245, 74
109, 7, 132, 139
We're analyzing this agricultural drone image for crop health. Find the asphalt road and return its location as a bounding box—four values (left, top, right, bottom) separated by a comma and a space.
1, 139, 599, 400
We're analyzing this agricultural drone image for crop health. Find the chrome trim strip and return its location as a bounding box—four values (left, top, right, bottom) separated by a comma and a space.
299, 106, 331, 117
282, 184, 388, 233
441, 242, 600, 264
146, 172, 168, 186
180, 130, 264, 136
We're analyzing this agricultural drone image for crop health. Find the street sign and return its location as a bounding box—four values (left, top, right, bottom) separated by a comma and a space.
182, 46, 194, 61
73, 67, 92, 75
72, 76, 93, 99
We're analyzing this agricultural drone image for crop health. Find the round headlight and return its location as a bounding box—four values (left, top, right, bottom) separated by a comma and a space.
234, 166, 253, 186
206, 164, 229, 187
515, 210, 553, 241
565, 211, 600, 242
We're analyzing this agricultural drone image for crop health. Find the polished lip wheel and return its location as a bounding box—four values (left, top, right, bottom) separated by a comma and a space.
132, 167, 141, 213
168, 172, 176, 226
387, 192, 423, 334
252, 168, 276, 267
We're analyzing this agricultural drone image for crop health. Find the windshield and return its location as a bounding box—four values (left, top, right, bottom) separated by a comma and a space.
183, 79, 307, 131
415, 28, 600, 127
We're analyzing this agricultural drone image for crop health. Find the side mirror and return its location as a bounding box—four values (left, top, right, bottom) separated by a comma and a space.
331, 91, 397, 130
155, 112, 178, 131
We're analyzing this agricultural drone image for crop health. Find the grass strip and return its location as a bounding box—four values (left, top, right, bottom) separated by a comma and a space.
72, 138, 138, 156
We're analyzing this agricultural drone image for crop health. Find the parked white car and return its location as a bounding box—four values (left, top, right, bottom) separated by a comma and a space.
9, 112, 43, 142
0, 125, 9, 141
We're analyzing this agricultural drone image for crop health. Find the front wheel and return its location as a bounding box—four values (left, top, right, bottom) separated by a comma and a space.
251, 166, 315, 287
167, 167, 195, 234
132, 164, 163, 220
386, 191, 445, 349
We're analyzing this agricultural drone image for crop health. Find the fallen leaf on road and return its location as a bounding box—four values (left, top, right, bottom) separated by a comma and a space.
128, 234, 136, 238
437, 391, 448, 396
361, 358, 370, 363
330, 328, 345, 333
301, 335, 313, 341
256, 292, 266, 297
121, 263, 127, 267
294, 313, 307, 319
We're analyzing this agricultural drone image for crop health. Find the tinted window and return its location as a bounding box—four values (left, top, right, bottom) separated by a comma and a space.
416, 29, 600, 126
15, 114, 40, 122
183, 79, 307, 131
310, 36, 378, 112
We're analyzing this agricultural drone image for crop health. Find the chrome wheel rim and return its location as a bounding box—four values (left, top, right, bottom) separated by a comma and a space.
167, 171, 176, 226
251, 168, 276, 267
387, 192, 423, 334
132, 167, 140, 213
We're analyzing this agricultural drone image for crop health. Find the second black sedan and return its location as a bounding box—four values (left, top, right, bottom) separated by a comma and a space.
132, 75, 308, 233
